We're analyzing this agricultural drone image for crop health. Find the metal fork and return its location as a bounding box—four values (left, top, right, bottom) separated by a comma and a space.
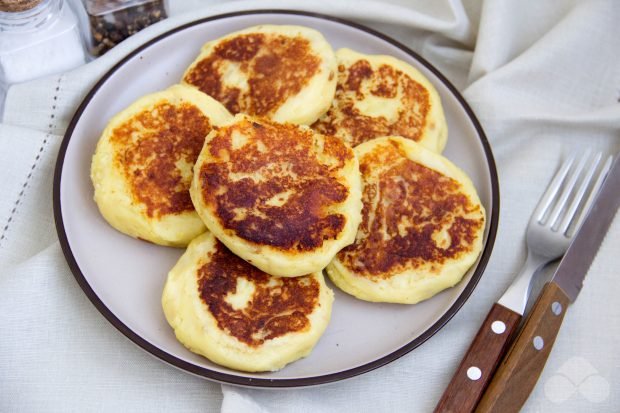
435, 150, 613, 413
498, 150, 612, 313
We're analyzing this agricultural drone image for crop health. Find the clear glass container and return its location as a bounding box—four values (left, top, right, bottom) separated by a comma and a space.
82, 0, 168, 56
0, 0, 87, 84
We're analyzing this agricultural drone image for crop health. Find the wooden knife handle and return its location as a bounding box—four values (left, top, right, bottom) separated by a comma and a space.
434, 303, 521, 413
476, 282, 570, 413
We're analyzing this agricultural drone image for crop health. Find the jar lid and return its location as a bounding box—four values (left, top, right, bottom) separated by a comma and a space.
0, 0, 43, 12
84, 0, 160, 16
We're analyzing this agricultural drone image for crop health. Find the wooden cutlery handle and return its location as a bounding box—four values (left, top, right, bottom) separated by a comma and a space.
475, 282, 570, 413
435, 303, 521, 413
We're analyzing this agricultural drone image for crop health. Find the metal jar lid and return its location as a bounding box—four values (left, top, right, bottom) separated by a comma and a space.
0, 0, 44, 12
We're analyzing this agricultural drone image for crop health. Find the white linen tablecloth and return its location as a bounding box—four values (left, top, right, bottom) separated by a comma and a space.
1, 1, 619, 412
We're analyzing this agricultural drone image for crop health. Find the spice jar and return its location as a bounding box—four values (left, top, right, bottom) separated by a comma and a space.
0, 0, 87, 84
82, 0, 168, 56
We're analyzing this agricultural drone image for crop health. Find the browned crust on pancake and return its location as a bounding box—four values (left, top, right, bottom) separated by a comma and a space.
110, 102, 211, 218
197, 241, 320, 347
196, 117, 353, 251
184, 33, 320, 117
312, 59, 431, 147
338, 140, 484, 279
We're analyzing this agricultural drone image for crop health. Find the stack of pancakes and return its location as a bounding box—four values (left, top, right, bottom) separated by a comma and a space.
90, 24, 485, 373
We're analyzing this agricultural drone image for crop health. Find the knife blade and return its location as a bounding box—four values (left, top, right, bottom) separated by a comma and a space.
476, 154, 620, 413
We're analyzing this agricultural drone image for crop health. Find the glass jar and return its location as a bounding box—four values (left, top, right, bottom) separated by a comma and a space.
82, 0, 168, 56
0, 0, 87, 84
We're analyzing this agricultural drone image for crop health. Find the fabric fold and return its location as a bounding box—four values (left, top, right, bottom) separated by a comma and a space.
1, 1, 619, 412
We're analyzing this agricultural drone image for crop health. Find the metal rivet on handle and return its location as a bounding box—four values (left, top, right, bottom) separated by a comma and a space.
491, 320, 506, 334
467, 366, 482, 381
551, 302, 562, 315
533, 336, 544, 350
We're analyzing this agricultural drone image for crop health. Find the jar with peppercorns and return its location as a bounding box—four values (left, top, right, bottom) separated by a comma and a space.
82, 0, 168, 56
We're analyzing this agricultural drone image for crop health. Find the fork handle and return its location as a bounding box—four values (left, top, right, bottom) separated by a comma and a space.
475, 282, 570, 412
434, 303, 521, 413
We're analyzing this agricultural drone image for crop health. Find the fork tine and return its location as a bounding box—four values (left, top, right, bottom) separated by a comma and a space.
568, 155, 615, 236
534, 151, 577, 223
548, 149, 591, 229
557, 151, 602, 234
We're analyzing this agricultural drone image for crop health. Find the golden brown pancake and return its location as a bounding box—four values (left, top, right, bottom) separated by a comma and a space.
312, 48, 447, 152
182, 25, 337, 125
91, 85, 233, 246
190, 114, 362, 277
162, 231, 334, 372
326, 137, 485, 303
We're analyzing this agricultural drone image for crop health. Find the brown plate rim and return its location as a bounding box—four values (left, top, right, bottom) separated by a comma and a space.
53, 9, 500, 388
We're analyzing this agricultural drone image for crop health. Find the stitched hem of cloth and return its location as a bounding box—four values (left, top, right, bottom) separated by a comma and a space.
0, 76, 62, 247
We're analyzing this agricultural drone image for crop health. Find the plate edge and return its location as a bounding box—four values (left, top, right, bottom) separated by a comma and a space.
52, 8, 500, 389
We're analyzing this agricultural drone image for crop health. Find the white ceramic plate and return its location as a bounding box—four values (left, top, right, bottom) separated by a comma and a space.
54, 10, 499, 387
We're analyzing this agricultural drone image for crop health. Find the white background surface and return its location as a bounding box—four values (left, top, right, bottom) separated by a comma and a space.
1, 1, 619, 412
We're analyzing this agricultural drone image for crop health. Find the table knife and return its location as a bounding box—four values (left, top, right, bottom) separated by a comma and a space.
475, 154, 620, 412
